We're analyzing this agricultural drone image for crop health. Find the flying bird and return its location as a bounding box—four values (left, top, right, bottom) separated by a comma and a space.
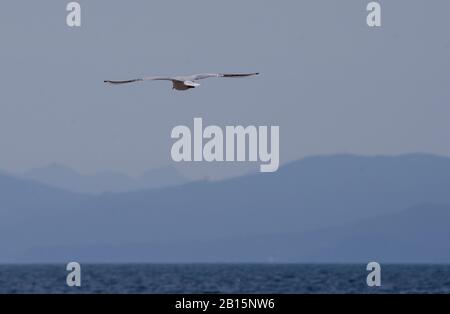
104, 72, 259, 91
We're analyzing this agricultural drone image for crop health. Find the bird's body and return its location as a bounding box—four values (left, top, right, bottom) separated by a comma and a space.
172, 80, 200, 90
104, 72, 259, 90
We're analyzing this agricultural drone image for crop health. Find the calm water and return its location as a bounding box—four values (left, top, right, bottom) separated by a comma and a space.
0, 264, 449, 294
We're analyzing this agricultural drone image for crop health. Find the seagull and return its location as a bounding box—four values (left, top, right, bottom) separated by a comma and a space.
104, 72, 259, 91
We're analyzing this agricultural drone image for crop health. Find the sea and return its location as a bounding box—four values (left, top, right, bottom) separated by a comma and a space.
0, 264, 449, 294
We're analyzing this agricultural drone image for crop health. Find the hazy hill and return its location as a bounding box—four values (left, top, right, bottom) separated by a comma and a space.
2, 153, 450, 262
15, 204, 450, 263
23, 163, 188, 194
203, 203, 450, 263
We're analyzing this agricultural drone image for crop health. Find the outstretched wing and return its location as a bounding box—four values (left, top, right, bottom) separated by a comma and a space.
221, 72, 260, 78
189, 72, 259, 81
104, 76, 173, 85
104, 73, 259, 84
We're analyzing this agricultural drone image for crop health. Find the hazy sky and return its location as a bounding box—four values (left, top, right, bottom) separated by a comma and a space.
0, 0, 449, 179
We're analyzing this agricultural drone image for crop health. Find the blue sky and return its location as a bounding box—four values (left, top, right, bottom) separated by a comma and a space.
0, 0, 449, 179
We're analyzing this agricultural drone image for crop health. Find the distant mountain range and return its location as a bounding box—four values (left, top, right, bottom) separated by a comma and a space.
1, 153, 450, 263
22, 203, 447, 263
204, 203, 450, 263
22, 163, 189, 194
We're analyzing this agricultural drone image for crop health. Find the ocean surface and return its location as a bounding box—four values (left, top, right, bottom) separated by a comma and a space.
0, 264, 449, 294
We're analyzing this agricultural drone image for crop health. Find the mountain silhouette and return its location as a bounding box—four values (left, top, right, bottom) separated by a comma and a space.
198, 203, 450, 263
23, 163, 188, 194
2, 153, 450, 262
